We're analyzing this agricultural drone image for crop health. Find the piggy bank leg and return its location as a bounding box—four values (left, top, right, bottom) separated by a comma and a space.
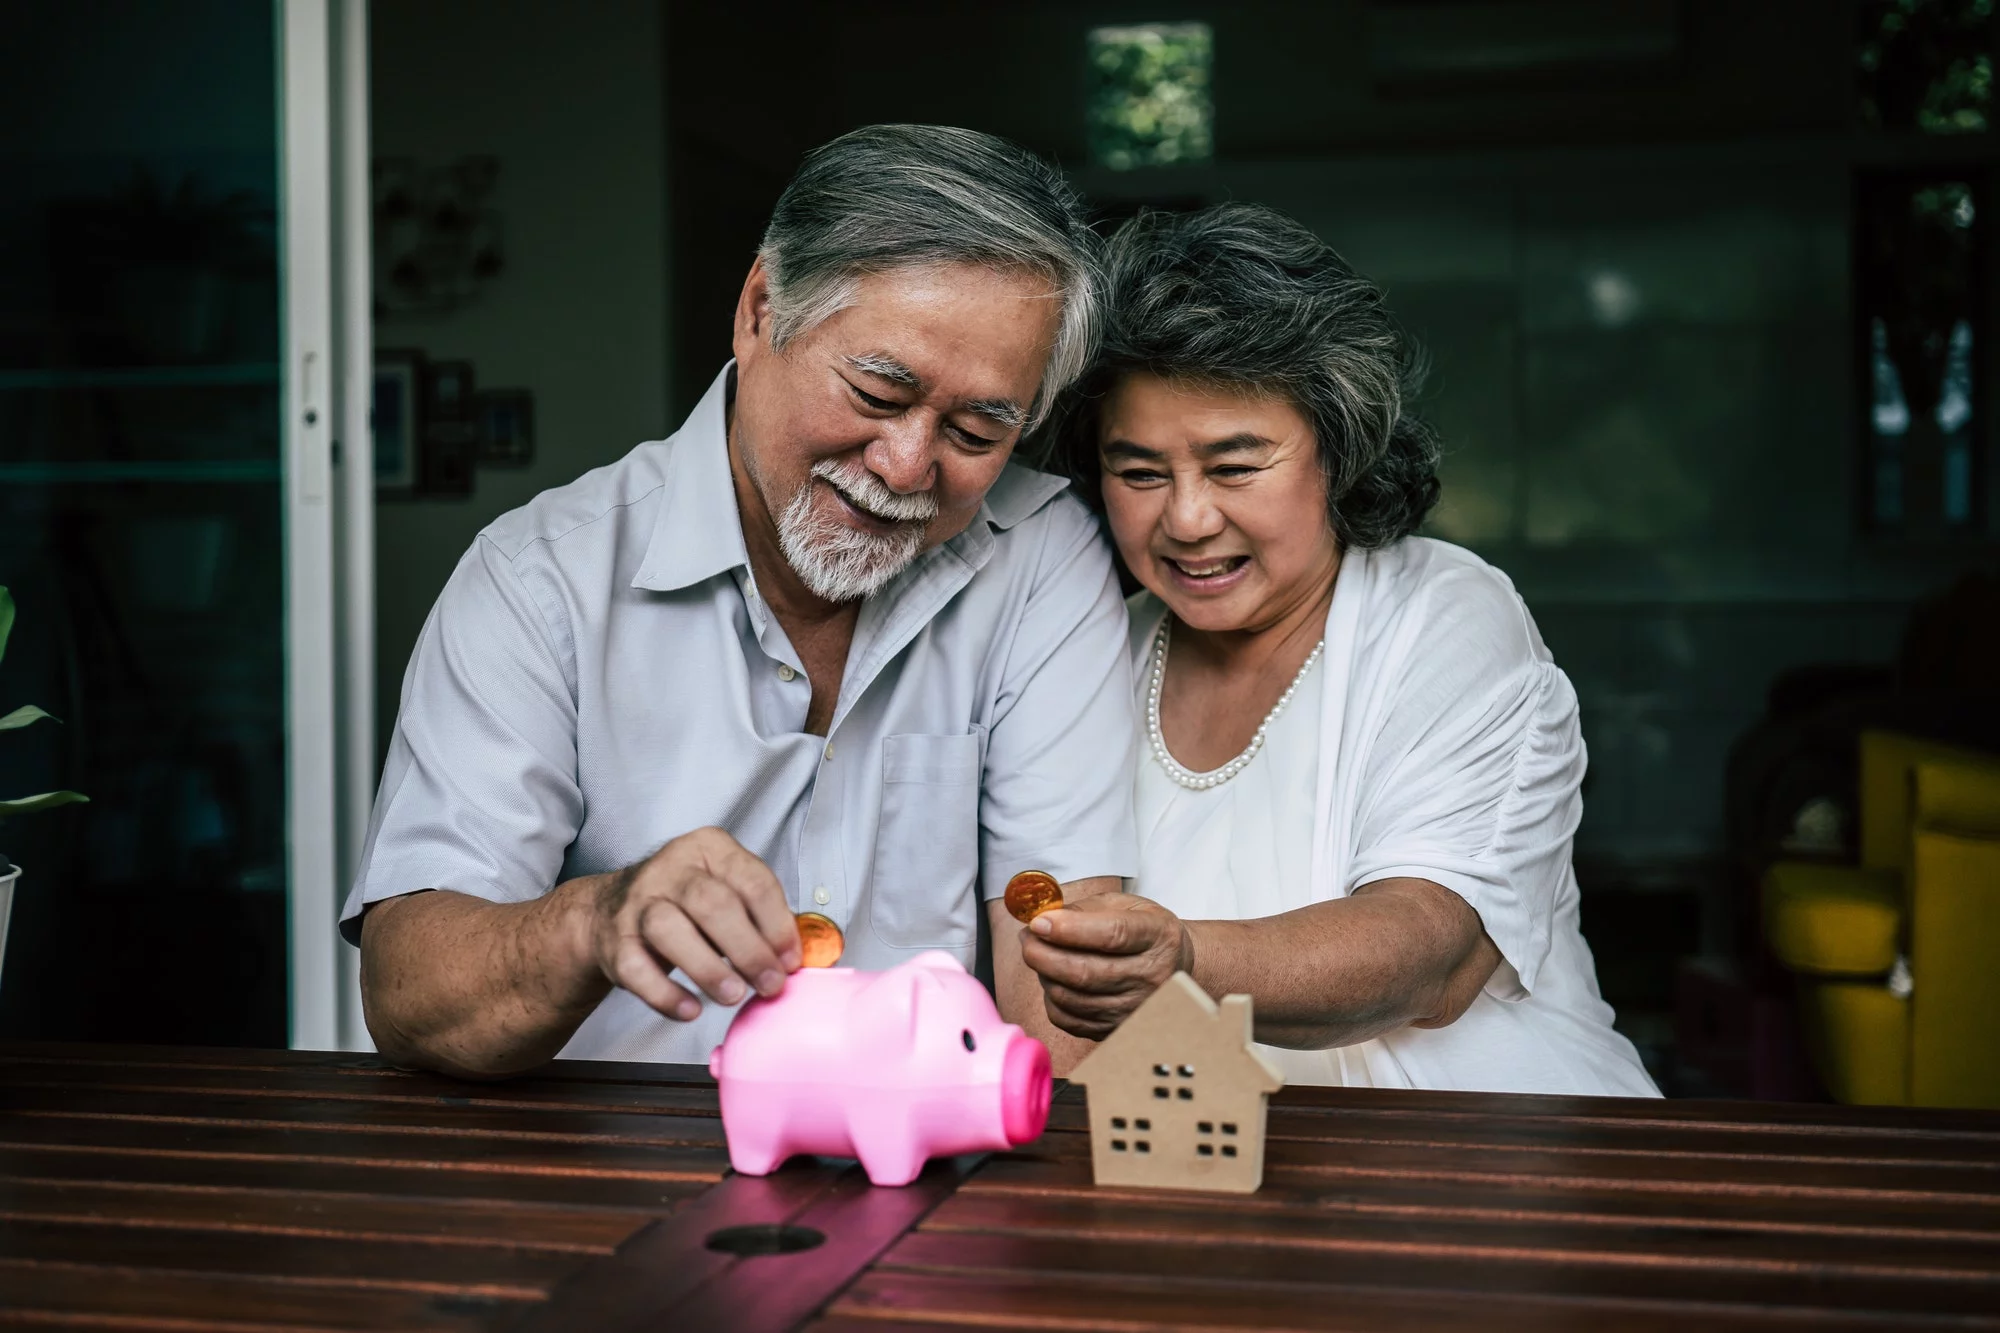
848, 1112, 926, 1188
726, 1131, 792, 1178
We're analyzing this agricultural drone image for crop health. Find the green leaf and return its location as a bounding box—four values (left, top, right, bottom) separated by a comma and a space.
0, 586, 12, 663
0, 790, 89, 816
0, 705, 56, 731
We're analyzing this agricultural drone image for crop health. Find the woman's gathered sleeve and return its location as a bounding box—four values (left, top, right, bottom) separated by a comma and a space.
1342, 573, 1586, 999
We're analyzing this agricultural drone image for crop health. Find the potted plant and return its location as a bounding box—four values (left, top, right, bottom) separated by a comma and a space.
0, 586, 88, 991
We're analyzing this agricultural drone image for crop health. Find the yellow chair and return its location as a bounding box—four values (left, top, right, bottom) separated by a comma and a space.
1761, 732, 2000, 1108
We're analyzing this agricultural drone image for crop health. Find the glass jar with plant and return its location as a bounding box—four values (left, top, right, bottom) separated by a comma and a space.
0, 586, 89, 989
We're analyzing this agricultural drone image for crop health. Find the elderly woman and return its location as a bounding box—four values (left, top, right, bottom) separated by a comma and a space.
1021, 204, 1657, 1095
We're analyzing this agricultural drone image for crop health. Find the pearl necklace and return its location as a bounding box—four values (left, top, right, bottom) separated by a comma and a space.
1146, 619, 1324, 791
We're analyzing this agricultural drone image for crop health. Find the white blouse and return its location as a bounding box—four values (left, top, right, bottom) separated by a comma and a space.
1130, 538, 1659, 1096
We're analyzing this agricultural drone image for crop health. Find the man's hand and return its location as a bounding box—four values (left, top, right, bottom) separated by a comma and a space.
1018, 893, 1193, 1040
591, 827, 802, 1021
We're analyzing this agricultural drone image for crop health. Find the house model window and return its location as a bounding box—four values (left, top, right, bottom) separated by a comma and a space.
1066, 972, 1284, 1193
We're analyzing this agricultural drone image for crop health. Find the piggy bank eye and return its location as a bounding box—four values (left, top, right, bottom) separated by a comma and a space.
961, 1029, 976, 1052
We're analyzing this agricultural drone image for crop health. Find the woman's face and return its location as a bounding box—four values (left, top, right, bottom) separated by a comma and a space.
1098, 373, 1340, 636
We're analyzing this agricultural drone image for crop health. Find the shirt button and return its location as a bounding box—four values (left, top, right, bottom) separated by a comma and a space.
813, 886, 831, 906
777, 664, 796, 682
823, 742, 835, 761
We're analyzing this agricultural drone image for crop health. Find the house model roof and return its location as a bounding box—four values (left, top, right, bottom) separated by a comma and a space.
1069, 973, 1285, 1092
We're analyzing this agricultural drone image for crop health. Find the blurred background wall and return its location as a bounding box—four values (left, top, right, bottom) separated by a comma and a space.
368, 0, 669, 762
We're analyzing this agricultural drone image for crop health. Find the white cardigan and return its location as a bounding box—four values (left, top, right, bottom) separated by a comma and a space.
1130, 538, 1659, 1096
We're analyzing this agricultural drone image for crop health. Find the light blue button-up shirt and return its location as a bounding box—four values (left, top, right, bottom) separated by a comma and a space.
344, 365, 1139, 1062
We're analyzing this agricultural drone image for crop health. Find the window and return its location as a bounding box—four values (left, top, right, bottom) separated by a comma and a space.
1854, 3, 1992, 535
1857, 174, 1986, 534
1087, 22, 1214, 170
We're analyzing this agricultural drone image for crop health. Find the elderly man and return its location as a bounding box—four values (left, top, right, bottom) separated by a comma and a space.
345, 125, 1135, 1077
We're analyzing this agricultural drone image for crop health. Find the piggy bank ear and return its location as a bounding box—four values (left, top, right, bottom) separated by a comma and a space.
851, 964, 944, 1043
908, 951, 967, 975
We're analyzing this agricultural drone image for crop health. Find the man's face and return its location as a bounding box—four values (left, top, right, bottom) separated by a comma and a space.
730, 261, 1060, 602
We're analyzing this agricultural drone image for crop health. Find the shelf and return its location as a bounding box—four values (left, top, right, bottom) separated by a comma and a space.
0, 460, 280, 484
0, 363, 280, 391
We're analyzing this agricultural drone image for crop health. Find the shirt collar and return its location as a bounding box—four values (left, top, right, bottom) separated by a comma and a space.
632, 361, 1073, 593
633, 364, 749, 593
978, 461, 1070, 532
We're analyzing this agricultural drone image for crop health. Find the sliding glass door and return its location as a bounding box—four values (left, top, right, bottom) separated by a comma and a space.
0, 0, 371, 1050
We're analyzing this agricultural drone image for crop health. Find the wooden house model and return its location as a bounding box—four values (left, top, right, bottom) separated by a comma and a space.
1066, 972, 1284, 1194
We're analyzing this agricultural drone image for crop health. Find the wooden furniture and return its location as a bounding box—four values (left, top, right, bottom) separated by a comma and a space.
3, 1042, 1997, 1330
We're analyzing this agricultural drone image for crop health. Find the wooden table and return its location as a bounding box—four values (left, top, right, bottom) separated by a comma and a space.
3, 1042, 1997, 1330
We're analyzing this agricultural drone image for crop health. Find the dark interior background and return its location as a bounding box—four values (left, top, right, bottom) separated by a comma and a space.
664, 0, 2000, 1092
4, 0, 1996, 1097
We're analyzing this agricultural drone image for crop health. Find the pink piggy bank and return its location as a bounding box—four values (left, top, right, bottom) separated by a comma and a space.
707, 950, 1052, 1187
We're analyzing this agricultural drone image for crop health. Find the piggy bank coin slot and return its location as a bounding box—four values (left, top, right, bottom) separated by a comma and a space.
794, 912, 843, 968
704, 1224, 826, 1257
1003, 869, 1063, 923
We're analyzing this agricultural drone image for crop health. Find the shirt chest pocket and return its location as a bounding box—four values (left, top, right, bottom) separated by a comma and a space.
869, 731, 982, 949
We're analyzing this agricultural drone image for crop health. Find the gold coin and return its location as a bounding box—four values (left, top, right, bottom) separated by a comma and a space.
1003, 869, 1064, 924
794, 912, 844, 968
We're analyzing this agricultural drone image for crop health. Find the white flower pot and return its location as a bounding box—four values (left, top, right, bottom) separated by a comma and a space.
0, 861, 15, 993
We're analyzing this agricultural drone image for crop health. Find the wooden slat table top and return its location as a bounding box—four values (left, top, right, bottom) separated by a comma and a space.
3, 1042, 1998, 1331
826, 1084, 2000, 1332
0, 1042, 727, 1331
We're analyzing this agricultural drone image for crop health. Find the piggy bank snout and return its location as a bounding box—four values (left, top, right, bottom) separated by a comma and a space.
999, 1030, 1052, 1146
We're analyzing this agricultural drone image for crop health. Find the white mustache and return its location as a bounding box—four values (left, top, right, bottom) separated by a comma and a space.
812, 459, 937, 525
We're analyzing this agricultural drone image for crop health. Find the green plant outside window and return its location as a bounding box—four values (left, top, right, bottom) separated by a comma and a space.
1858, 0, 1994, 134
1088, 22, 1214, 170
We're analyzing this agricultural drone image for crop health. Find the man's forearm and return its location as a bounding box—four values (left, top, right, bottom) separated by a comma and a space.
359, 878, 613, 1078
1184, 879, 1500, 1051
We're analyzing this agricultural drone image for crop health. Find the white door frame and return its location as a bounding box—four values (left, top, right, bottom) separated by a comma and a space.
279, 0, 374, 1051
331, 0, 376, 1054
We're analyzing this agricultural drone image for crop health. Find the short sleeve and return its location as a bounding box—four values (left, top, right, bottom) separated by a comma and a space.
1342, 580, 1585, 998
340, 534, 583, 943
977, 503, 1140, 898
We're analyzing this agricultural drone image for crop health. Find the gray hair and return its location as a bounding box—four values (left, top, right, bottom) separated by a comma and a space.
1057, 203, 1441, 549
758, 124, 1099, 432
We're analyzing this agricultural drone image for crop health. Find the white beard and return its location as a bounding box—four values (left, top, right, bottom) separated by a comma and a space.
774, 458, 937, 602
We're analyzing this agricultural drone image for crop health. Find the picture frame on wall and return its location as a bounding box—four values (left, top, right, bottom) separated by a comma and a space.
424, 358, 475, 423
422, 359, 477, 497
372, 348, 424, 497
475, 388, 535, 467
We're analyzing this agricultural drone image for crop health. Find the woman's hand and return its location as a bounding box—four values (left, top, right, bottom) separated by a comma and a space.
1017, 894, 1194, 1039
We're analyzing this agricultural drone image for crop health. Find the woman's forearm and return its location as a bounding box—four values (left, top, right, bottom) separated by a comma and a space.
358, 881, 613, 1078
1183, 878, 1500, 1050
